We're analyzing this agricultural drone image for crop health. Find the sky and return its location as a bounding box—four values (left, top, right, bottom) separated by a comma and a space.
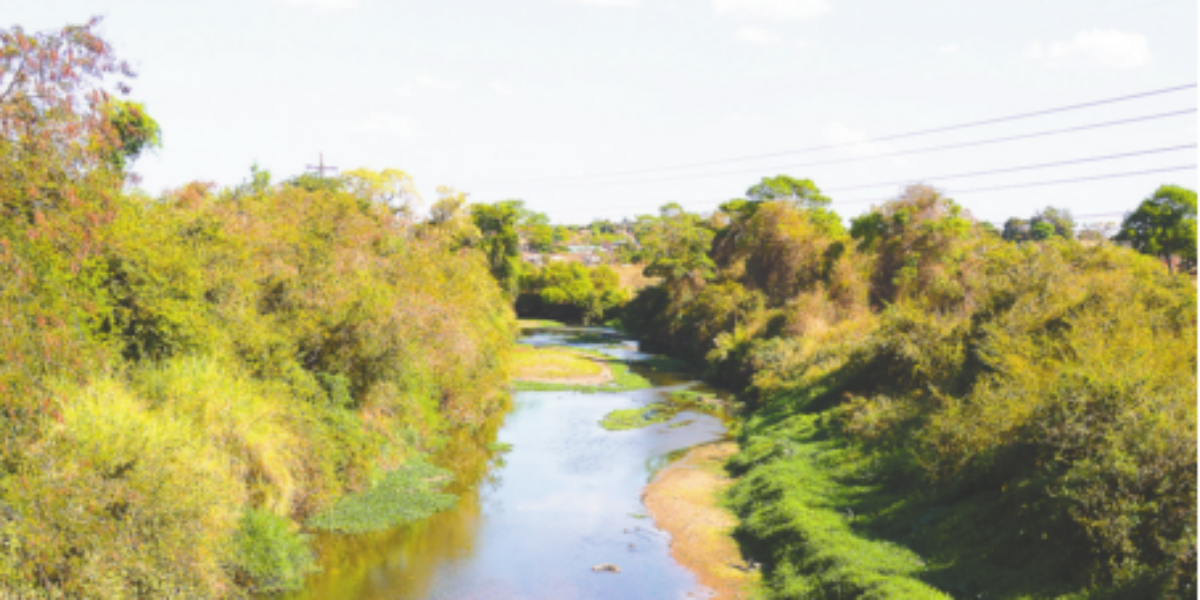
8, 0, 1197, 225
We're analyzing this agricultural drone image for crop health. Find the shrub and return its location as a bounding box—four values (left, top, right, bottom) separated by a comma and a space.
3, 378, 241, 597
231, 508, 316, 593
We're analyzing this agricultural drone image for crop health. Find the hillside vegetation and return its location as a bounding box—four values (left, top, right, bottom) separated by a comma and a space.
0, 20, 514, 597
622, 179, 1197, 598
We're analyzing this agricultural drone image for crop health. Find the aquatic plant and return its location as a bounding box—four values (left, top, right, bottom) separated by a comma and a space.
307, 460, 458, 534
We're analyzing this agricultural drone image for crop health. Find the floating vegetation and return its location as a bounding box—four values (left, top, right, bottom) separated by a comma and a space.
601, 405, 674, 430
600, 389, 730, 432
307, 460, 457, 534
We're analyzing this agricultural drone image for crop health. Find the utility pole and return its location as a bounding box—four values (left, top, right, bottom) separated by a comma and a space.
306, 153, 337, 178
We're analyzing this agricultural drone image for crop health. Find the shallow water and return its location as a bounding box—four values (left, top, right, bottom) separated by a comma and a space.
285, 328, 726, 600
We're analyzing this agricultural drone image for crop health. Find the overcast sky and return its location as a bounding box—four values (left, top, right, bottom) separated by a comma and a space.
10, 0, 1197, 224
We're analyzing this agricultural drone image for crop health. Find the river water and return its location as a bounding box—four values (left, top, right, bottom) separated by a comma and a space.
285, 328, 728, 600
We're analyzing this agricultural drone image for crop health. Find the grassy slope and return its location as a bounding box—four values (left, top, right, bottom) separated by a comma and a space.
726, 372, 1111, 599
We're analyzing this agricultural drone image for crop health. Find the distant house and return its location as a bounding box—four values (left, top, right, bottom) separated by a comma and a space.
522, 252, 544, 266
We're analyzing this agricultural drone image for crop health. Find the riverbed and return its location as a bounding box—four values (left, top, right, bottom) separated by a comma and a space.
285, 328, 729, 599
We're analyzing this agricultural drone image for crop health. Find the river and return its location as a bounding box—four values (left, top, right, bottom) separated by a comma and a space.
284, 327, 729, 599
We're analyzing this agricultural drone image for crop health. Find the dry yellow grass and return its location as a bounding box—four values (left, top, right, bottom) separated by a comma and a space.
613, 264, 660, 291
511, 346, 612, 384
644, 442, 761, 600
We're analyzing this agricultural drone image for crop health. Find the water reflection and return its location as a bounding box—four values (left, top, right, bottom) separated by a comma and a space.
284, 329, 726, 600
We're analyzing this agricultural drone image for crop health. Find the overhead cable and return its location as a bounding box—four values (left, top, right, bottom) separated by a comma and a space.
472, 83, 1196, 187
479, 108, 1196, 191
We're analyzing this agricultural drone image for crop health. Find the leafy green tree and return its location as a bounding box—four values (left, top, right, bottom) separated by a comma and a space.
746, 175, 831, 207
1031, 220, 1056, 241
471, 200, 526, 301
1116, 185, 1197, 274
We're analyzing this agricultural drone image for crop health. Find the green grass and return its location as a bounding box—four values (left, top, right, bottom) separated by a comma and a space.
727, 411, 949, 599
306, 459, 457, 534
725, 374, 1105, 599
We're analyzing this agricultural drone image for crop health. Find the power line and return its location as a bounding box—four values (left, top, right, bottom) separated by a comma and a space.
472, 83, 1196, 187
552, 145, 1196, 214
486, 108, 1195, 195
821, 144, 1195, 193
828, 165, 1196, 206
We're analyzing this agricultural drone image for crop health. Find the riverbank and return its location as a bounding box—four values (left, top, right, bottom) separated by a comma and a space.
644, 442, 761, 600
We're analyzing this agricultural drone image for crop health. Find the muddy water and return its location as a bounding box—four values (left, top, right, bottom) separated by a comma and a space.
286, 328, 728, 600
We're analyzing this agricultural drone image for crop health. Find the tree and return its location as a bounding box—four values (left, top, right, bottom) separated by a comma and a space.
425, 186, 479, 246
1116, 185, 1197, 274
850, 185, 974, 307
1001, 218, 1030, 242
1, 17, 137, 218
470, 200, 526, 301
1030, 206, 1074, 239
102, 99, 161, 171
640, 203, 715, 282
341, 168, 421, 217
746, 175, 831, 207
1031, 220, 1056, 241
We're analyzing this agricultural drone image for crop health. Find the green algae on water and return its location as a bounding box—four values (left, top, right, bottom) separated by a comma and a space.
307, 459, 457, 534
600, 404, 673, 430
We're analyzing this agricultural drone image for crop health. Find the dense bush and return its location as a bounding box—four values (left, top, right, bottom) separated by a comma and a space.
0, 20, 516, 596
625, 181, 1197, 597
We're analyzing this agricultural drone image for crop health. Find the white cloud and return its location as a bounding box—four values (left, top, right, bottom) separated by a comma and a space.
276, 0, 360, 10
570, 0, 640, 6
1025, 29, 1151, 69
822, 121, 887, 157
735, 26, 780, 45
491, 81, 517, 96
353, 112, 415, 138
416, 75, 462, 91
939, 43, 960, 55
712, 0, 831, 21
394, 84, 415, 98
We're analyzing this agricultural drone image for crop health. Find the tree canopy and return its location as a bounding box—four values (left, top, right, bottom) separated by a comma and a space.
1116, 184, 1197, 273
